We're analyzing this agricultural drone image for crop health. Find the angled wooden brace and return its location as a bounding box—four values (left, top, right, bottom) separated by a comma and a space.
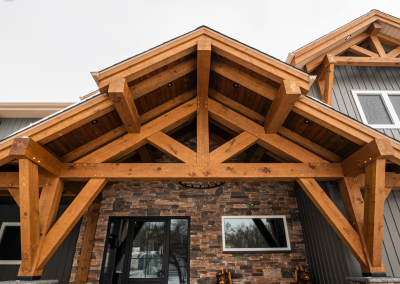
315, 54, 336, 106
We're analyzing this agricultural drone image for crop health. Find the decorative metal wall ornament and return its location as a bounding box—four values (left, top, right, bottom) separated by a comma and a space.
178, 181, 225, 189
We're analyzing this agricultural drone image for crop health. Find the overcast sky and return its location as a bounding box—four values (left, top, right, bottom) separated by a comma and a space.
1, 0, 399, 103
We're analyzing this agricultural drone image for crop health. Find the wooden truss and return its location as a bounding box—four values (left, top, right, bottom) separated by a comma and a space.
305, 21, 400, 105
1, 28, 400, 278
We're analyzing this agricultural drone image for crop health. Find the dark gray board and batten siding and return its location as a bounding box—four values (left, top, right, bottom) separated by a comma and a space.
0, 118, 40, 140
296, 182, 400, 284
307, 54, 400, 141
0, 205, 81, 283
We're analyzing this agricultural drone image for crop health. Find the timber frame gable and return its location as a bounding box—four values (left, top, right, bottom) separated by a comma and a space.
2, 25, 400, 279
288, 10, 400, 105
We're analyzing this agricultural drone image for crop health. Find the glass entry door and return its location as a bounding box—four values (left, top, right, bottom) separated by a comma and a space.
100, 217, 189, 284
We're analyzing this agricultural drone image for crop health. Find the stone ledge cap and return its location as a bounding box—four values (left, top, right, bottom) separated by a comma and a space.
346, 277, 400, 283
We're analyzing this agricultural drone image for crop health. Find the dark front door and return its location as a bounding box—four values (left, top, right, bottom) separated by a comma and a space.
100, 217, 190, 284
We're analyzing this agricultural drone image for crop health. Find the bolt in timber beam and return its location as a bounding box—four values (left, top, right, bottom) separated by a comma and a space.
341, 138, 394, 177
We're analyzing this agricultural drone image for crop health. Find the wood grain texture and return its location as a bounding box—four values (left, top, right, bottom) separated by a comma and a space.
10, 137, 62, 176
147, 131, 196, 163
197, 37, 211, 164
208, 98, 327, 163
18, 159, 40, 275
75, 202, 100, 284
77, 98, 197, 163
364, 159, 386, 267
59, 163, 344, 181
210, 132, 258, 163
36, 178, 108, 270
341, 139, 394, 177
264, 80, 301, 133
297, 177, 367, 267
108, 78, 141, 133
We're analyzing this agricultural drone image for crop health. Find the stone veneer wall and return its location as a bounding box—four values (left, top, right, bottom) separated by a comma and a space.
69, 180, 308, 284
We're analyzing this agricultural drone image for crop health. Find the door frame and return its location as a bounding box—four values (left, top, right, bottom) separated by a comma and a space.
99, 216, 191, 284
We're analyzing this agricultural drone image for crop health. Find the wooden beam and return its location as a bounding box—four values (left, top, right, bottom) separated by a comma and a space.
75, 202, 100, 284
341, 139, 394, 177
140, 89, 196, 125
377, 33, 400, 48
147, 131, 196, 163
130, 57, 197, 100
36, 178, 108, 270
364, 159, 386, 267
264, 80, 301, 133
369, 35, 386, 57
209, 132, 247, 160
10, 137, 62, 176
209, 89, 264, 124
7, 187, 20, 206
211, 59, 278, 101
386, 46, 400, 58
315, 54, 336, 106
245, 144, 266, 163
278, 127, 342, 163
210, 132, 258, 163
338, 177, 385, 274
137, 144, 156, 163
98, 40, 198, 93
304, 32, 370, 72
108, 78, 141, 133
208, 98, 327, 163
366, 22, 382, 36
77, 98, 197, 163
197, 37, 211, 164
356, 172, 400, 189
210, 40, 310, 94
39, 177, 64, 236
209, 88, 341, 162
18, 159, 40, 276
335, 56, 400, 66
0, 151, 13, 167
59, 163, 344, 181
61, 125, 126, 162
348, 45, 379, 57
0, 172, 47, 188
297, 178, 367, 267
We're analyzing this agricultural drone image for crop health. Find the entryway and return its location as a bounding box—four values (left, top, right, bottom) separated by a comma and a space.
100, 217, 190, 284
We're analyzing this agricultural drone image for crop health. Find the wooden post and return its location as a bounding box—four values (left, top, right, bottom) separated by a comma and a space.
315, 54, 336, 106
75, 202, 101, 284
364, 159, 386, 268
197, 37, 211, 164
18, 159, 41, 278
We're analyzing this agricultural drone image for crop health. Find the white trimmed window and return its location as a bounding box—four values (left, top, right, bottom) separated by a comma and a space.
222, 216, 291, 252
352, 90, 400, 129
0, 222, 21, 265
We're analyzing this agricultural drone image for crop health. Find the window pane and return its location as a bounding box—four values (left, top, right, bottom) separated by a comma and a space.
101, 219, 129, 284
0, 226, 21, 260
224, 218, 288, 249
389, 95, 400, 120
168, 219, 188, 284
129, 222, 165, 279
358, 94, 392, 124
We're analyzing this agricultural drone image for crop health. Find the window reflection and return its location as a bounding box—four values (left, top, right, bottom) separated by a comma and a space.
168, 219, 188, 284
224, 217, 289, 250
129, 222, 165, 279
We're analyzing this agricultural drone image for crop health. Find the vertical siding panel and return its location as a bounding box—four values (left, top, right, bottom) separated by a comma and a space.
383, 197, 400, 276
333, 66, 352, 116
382, 240, 394, 276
